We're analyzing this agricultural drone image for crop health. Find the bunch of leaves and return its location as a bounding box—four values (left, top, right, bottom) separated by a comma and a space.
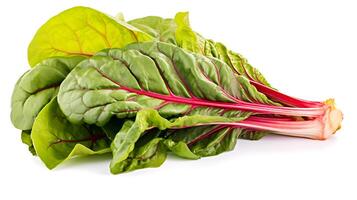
11, 7, 342, 174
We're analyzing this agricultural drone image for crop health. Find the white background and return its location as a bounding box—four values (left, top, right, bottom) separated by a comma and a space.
0, 0, 356, 199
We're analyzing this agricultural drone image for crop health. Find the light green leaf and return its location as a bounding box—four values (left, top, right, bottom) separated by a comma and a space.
11, 56, 84, 130
164, 140, 199, 159
129, 12, 272, 87
31, 98, 110, 169
58, 42, 277, 126
174, 12, 205, 54
129, 16, 177, 44
28, 6, 152, 66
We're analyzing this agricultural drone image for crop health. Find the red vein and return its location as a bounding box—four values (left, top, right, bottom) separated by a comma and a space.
137, 50, 174, 95
94, 68, 325, 117
48, 133, 105, 148
157, 46, 196, 98
188, 125, 228, 146
197, 62, 239, 103
250, 80, 323, 108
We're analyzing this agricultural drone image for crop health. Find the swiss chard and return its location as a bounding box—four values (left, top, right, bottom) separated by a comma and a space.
55, 41, 342, 173
10, 7, 343, 174
11, 56, 85, 130
129, 12, 272, 87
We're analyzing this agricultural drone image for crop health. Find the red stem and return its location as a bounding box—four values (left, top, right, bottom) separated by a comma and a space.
118, 85, 326, 117
250, 80, 323, 108
96, 68, 327, 117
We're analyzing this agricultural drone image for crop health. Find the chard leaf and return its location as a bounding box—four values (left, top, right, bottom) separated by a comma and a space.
11, 56, 84, 130
163, 140, 200, 159
21, 130, 36, 156
110, 109, 244, 174
31, 98, 110, 169
238, 130, 268, 140
28, 6, 152, 66
174, 12, 205, 54
128, 16, 177, 44
112, 128, 167, 173
129, 12, 272, 87
166, 125, 240, 157
58, 42, 277, 126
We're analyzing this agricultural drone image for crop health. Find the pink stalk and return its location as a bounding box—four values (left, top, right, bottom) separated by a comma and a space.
250, 80, 323, 108
118, 85, 327, 117
96, 68, 343, 139
208, 99, 342, 140
120, 80, 342, 139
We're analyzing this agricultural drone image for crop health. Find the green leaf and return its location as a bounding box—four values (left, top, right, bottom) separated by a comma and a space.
213, 42, 272, 87
111, 128, 167, 174
174, 12, 205, 54
189, 127, 240, 156
128, 16, 177, 44
110, 109, 245, 174
11, 56, 85, 130
31, 98, 110, 169
21, 130, 36, 155
58, 42, 277, 126
28, 6, 152, 66
163, 140, 199, 159
129, 12, 272, 87
166, 125, 240, 157
238, 130, 268, 140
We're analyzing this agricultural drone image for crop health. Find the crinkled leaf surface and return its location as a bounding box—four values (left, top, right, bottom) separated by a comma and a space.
31, 98, 110, 169
110, 109, 248, 174
111, 126, 167, 173
165, 124, 241, 157
28, 6, 152, 66
129, 16, 177, 44
56, 41, 280, 173
129, 12, 272, 87
11, 56, 85, 130
58, 42, 277, 127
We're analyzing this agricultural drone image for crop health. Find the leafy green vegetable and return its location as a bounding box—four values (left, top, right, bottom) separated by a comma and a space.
10, 7, 342, 175
111, 127, 167, 173
11, 57, 85, 130
31, 98, 110, 169
166, 125, 240, 157
57, 42, 279, 126
129, 16, 177, 44
110, 109, 246, 174
129, 12, 271, 87
28, 6, 152, 66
